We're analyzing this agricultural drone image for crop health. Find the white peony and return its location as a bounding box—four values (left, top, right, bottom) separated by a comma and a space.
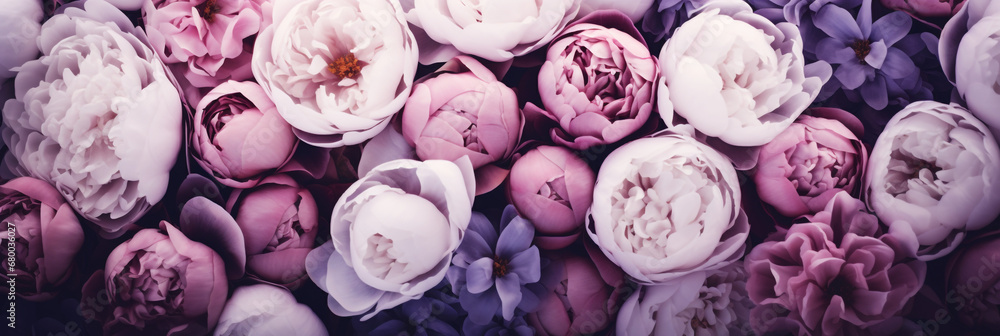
214, 284, 328, 336
657, 8, 829, 147
252, 0, 418, 148
940, 0, 1000, 139
401, 0, 580, 63
864, 101, 1000, 260
587, 132, 749, 284
306, 157, 475, 319
1, 0, 182, 237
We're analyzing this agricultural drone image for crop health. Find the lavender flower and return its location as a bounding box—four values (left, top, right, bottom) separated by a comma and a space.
813, 0, 918, 110
447, 205, 542, 324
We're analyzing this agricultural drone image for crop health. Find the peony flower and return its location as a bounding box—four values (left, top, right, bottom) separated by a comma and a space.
446, 205, 542, 324
252, 0, 418, 148
1, 0, 182, 237
578, 0, 654, 22
0, 177, 84, 301
657, 7, 829, 147
746, 222, 925, 335
352, 282, 465, 336
306, 158, 475, 319
142, 0, 263, 88
400, 0, 579, 63
617, 262, 752, 336
85, 220, 229, 335
940, 0, 1000, 138
214, 284, 328, 336
507, 145, 595, 250
882, 0, 962, 21
523, 10, 659, 150
587, 132, 750, 284
192, 80, 298, 188
864, 101, 1000, 260
401, 56, 522, 194
526, 243, 627, 336
105, 0, 143, 10
754, 108, 868, 218
944, 229, 1000, 333
227, 174, 318, 288
0, 0, 43, 80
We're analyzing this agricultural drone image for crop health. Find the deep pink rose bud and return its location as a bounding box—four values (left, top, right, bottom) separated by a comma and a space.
192, 81, 298, 188
523, 10, 658, 150
507, 146, 596, 249
402, 55, 522, 194
91, 221, 228, 335
0, 177, 84, 301
754, 108, 867, 217
226, 174, 319, 289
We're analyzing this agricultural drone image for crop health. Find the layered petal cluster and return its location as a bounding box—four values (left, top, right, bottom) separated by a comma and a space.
252, 0, 418, 147
214, 284, 328, 336
1, 0, 182, 237
754, 108, 867, 217
143, 0, 263, 88
527, 243, 626, 336
658, 7, 828, 147
401, 0, 580, 63
507, 145, 595, 249
617, 262, 752, 336
524, 10, 659, 150
306, 158, 475, 319
192, 81, 297, 188
940, 0, 1000, 138
864, 101, 1000, 260
587, 132, 749, 284
0, 177, 84, 301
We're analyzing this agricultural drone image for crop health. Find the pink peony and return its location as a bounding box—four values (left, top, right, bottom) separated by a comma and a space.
754, 108, 867, 218
0, 177, 84, 301
192, 80, 297, 188
142, 0, 263, 88
527, 242, 626, 335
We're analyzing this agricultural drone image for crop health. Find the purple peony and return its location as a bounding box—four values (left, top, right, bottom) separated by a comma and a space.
447, 205, 542, 324
746, 221, 925, 335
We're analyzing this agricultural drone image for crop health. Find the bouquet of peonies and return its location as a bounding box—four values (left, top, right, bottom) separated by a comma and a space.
2, 0, 1000, 335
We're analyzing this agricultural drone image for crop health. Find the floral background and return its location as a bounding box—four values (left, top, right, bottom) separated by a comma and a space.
0, 0, 998, 335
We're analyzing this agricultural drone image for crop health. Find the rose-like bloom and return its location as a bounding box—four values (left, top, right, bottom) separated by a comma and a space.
0, 0, 43, 80
754, 108, 867, 218
882, 0, 962, 21
587, 132, 750, 284
864, 101, 1000, 260
227, 174, 318, 288
193, 81, 297, 188
578, 0, 654, 22
143, 0, 262, 88
306, 158, 474, 319
940, 0, 1000, 138
945, 229, 1000, 332
0, 177, 84, 301
524, 10, 658, 150
658, 7, 829, 147
507, 146, 595, 250
93, 221, 228, 335
447, 205, 542, 324
527, 243, 627, 336
746, 222, 925, 335
401, 56, 522, 194
401, 0, 579, 63
214, 284, 328, 336
252, 0, 418, 148
617, 262, 752, 336
1, 0, 182, 237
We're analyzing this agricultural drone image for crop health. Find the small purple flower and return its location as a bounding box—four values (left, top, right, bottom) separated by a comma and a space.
353, 282, 465, 336
447, 205, 542, 324
813, 0, 919, 110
